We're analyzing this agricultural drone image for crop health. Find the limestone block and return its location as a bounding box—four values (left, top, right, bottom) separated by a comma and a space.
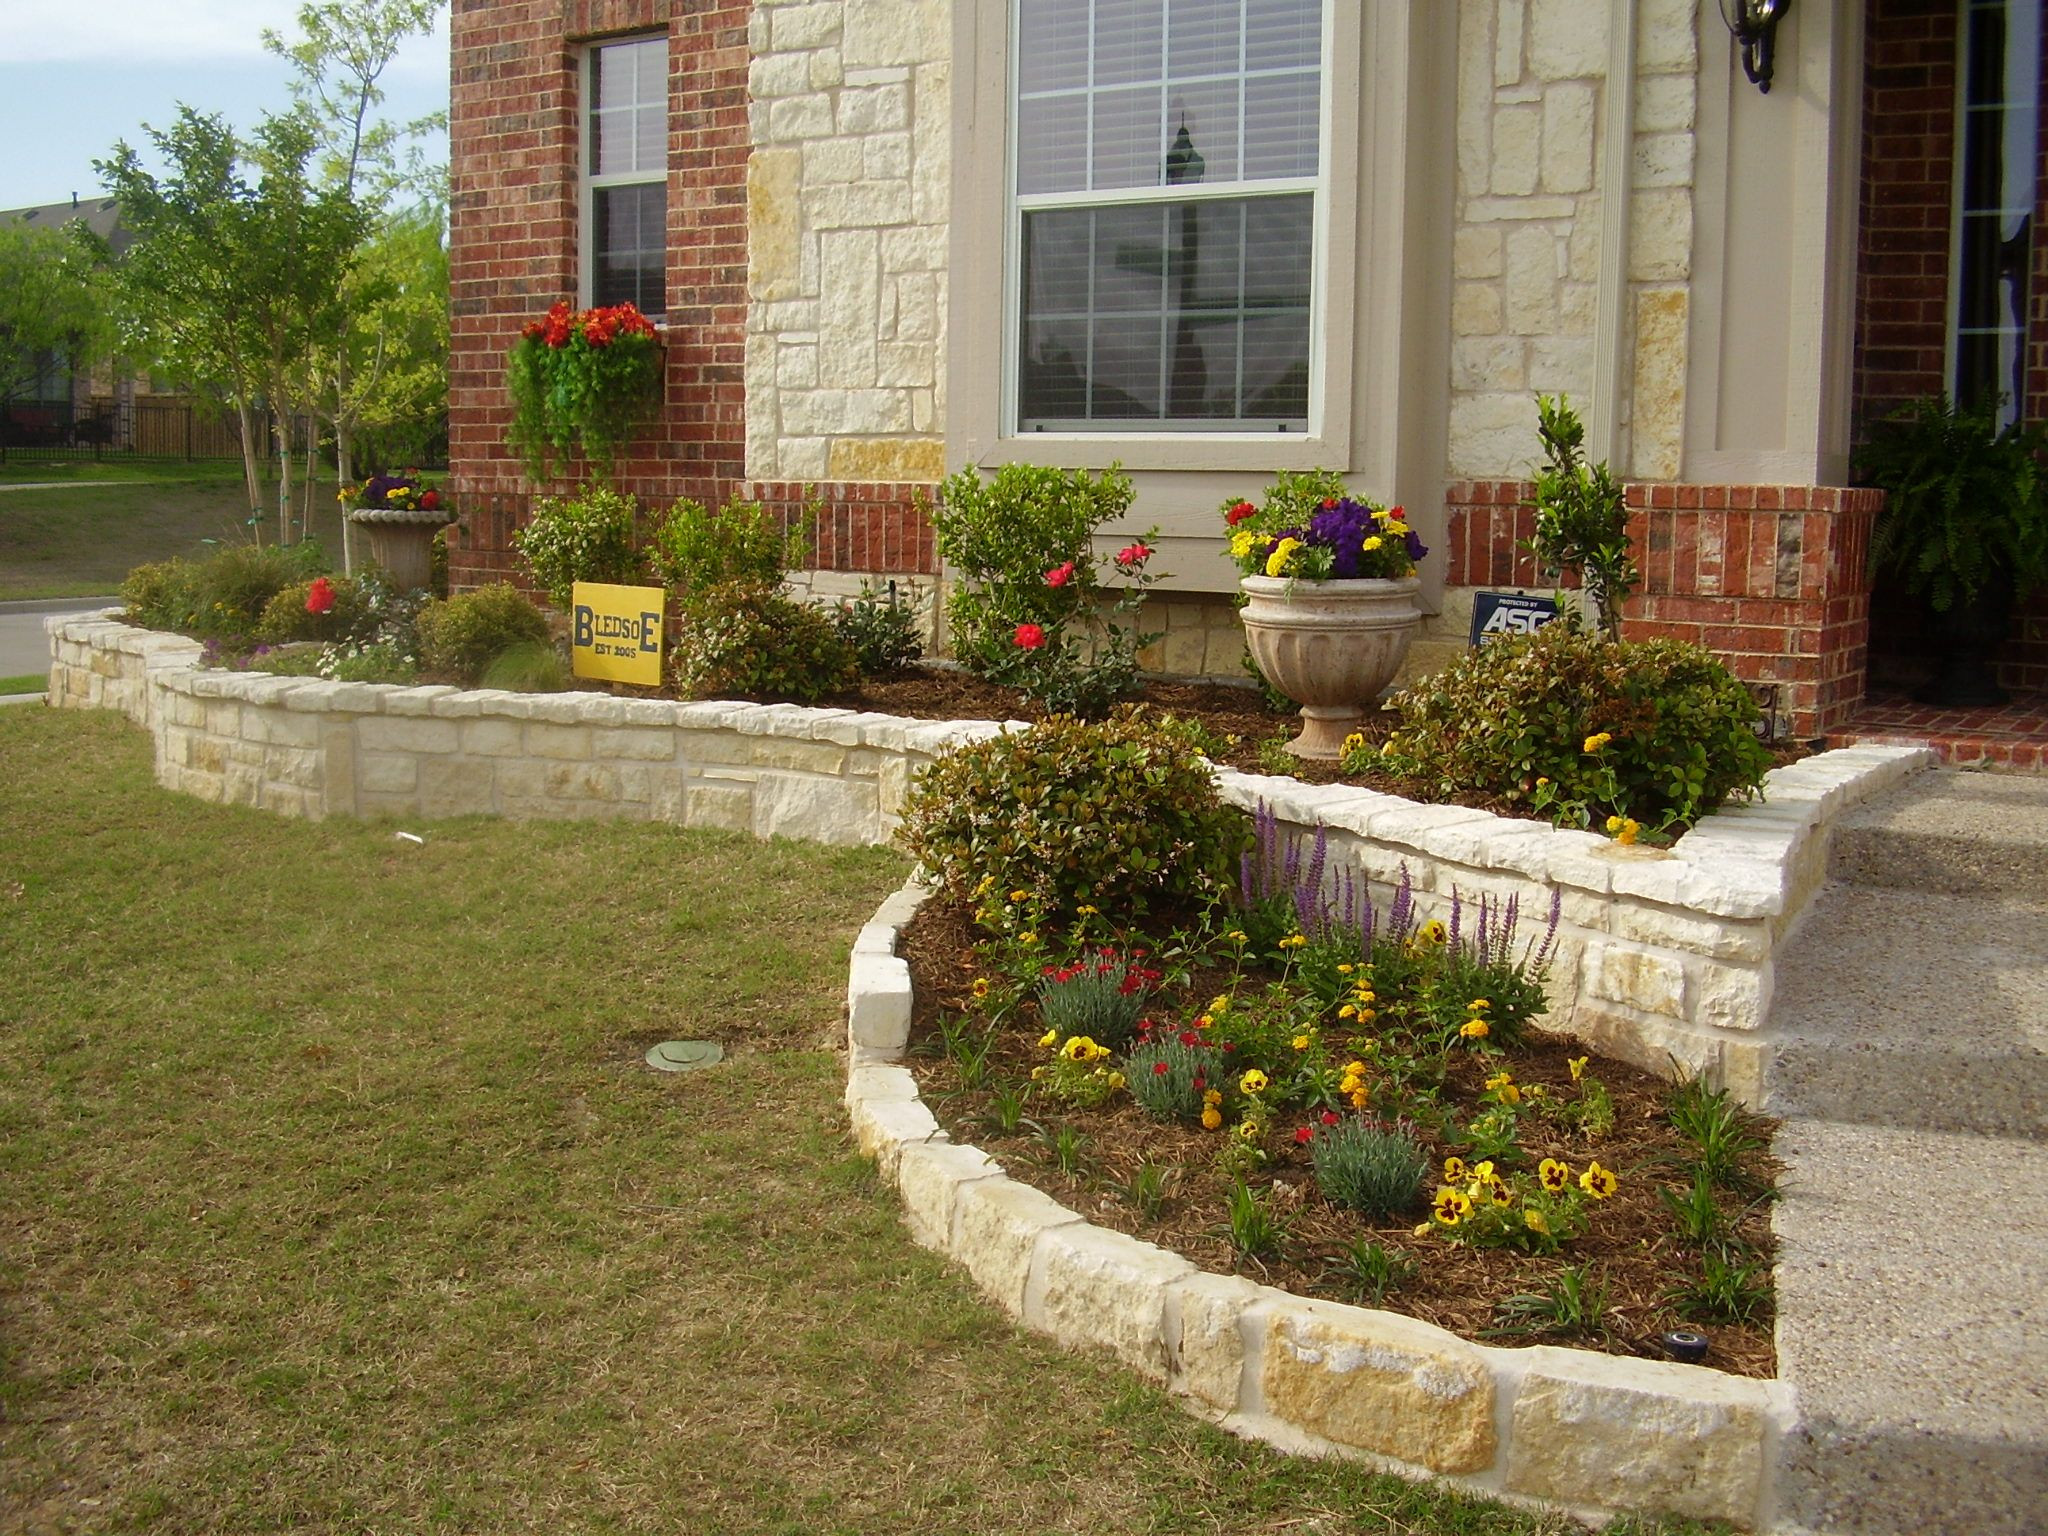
894, 1140, 1000, 1252
684, 781, 753, 833
773, 341, 818, 393
849, 1093, 945, 1177
1692, 959, 1770, 1034
748, 147, 804, 302
1633, 285, 1685, 481
1503, 224, 1560, 334
1490, 105, 1541, 195
1506, 1350, 1771, 1523
810, 49, 844, 89
1455, 0, 1495, 189
356, 716, 459, 755
1584, 940, 1687, 1016
1453, 225, 1503, 279
1257, 1300, 1498, 1474
753, 772, 878, 845
523, 723, 593, 761
1541, 81, 1595, 192
893, 272, 940, 338
843, 0, 949, 67
378, 684, 458, 717
1608, 900, 1769, 963
1167, 1273, 1264, 1411
1608, 853, 1783, 919
770, 0, 841, 49
358, 752, 419, 795
847, 949, 911, 1052
766, 94, 834, 142
1494, 0, 1526, 84
826, 436, 944, 482
1635, 74, 1696, 133
1633, 131, 1696, 188
1638, 0, 1699, 72
875, 341, 935, 387
592, 727, 676, 762
781, 387, 913, 435
1464, 194, 1577, 223
864, 130, 911, 181
1024, 1224, 1195, 1381
748, 49, 810, 100
1529, 0, 1607, 79
1452, 281, 1503, 335
954, 1177, 1084, 1316
1454, 333, 1526, 392
1559, 281, 1596, 335
1628, 188, 1693, 281
418, 757, 496, 818
461, 718, 524, 757
1529, 336, 1594, 394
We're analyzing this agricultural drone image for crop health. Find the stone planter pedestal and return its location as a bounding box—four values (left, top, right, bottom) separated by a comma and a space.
1239, 574, 1422, 759
347, 507, 452, 592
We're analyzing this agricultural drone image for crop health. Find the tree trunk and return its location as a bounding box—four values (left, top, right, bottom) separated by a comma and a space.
274, 414, 295, 549
302, 426, 317, 547
235, 399, 265, 543
335, 416, 356, 575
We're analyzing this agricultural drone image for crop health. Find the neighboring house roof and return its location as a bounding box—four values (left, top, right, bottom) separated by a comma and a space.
0, 196, 128, 255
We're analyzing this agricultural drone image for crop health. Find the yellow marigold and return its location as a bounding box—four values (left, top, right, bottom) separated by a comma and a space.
1484, 1072, 1513, 1094
1580, 1160, 1618, 1199
1459, 1018, 1489, 1040
1616, 819, 1640, 846
1265, 536, 1303, 577
1338, 1004, 1358, 1021
1336, 963, 1354, 975
1348, 1086, 1369, 1109
1499, 1083, 1522, 1104
1229, 528, 1258, 559
1208, 995, 1230, 1015
1008, 888, 1029, 902
1433, 1188, 1473, 1225
1239, 1068, 1269, 1094
1201, 1107, 1223, 1130
1468, 999, 1491, 1012
1291, 1034, 1310, 1051
1605, 814, 1624, 833
1203, 1089, 1223, 1106
1076, 904, 1099, 917
1019, 931, 1038, 947
1361, 534, 1383, 551
1584, 732, 1612, 753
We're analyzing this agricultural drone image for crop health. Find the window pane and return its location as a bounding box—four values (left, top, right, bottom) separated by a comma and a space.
1246, 0, 1321, 72
1166, 0, 1240, 79
1019, 193, 1312, 428
1017, 93, 1090, 194
594, 182, 666, 315
1018, 0, 1090, 95
593, 38, 665, 176
1096, 0, 1164, 86
1243, 70, 1320, 178
1092, 85, 1160, 189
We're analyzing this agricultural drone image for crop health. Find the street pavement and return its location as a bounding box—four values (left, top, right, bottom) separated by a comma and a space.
0, 598, 118, 683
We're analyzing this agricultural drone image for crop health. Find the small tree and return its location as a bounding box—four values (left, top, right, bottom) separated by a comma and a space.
1526, 395, 1640, 642
0, 222, 113, 421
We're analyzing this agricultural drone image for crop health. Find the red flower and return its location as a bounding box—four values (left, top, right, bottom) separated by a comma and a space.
1115, 541, 1152, 567
540, 300, 573, 348
1320, 1110, 1340, 1126
1295, 1125, 1314, 1145
1153, 1061, 1170, 1076
1013, 623, 1046, 649
1321, 497, 1338, 509
1224, 500, 1257, 526
305, 577, 336, 616
419, 489, 441, 511
1178, 1031, 1200, 1047
1044, 560, 1075, 588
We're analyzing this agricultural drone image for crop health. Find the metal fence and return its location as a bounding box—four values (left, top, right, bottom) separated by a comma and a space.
0, 396, 269, 464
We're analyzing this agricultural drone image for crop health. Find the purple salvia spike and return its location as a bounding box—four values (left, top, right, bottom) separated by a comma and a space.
1390, 863, 1412, 939
1240, 847, 1254, 907
1306, 824, 1327, 916
1448, 888, 1463, 952
1534, 887, 1563, 972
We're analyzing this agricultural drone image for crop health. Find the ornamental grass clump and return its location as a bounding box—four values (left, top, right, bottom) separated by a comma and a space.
897, 708, 1246, 925
1305, 1117, 1428, 1219
1371, 620, 1773, 832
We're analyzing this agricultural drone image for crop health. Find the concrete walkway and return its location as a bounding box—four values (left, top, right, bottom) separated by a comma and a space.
1762, 768, 2048, 1534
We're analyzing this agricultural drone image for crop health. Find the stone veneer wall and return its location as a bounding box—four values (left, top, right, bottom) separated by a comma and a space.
1450, 0, 1699, 481
1444, 480, 1883, 738
48, 613, 1930, 1109
847, 885, 1787, 1531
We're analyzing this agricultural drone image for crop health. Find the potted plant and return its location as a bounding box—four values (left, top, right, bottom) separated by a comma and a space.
1225, 471, 1427, 758
344, 470, 451, 593
1856, 395, 2048, 706
505, 300, 663, 482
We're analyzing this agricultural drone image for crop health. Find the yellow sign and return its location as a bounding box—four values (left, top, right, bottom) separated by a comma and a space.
570, 581, 665, 686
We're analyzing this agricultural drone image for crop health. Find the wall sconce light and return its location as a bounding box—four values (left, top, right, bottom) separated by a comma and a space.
1720, 0, 1790, 93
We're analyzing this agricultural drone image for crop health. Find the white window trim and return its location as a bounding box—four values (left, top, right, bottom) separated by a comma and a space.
579, 34, 669, 319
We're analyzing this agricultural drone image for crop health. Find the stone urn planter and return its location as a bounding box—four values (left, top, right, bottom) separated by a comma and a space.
1239, 573, 1422, 759
347, 506, 452, 593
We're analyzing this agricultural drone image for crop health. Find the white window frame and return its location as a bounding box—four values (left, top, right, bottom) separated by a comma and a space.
1003, 2, 1332, 437
579, 33, 669, 319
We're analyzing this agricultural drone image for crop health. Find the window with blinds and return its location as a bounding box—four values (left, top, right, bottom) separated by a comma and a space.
1952, 0, 2039, 428
1012, 0, 1326, 432
585, 35, 668, 318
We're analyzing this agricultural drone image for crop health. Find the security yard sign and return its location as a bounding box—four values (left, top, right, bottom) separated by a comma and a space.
570, 581, 664, 686
1469, 590, 1562, 645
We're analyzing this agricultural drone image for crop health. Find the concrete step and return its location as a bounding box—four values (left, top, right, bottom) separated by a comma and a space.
1762, 884, 2048, 1141
1768, 1119, 2048, 1536
1828, 769, 2048, 898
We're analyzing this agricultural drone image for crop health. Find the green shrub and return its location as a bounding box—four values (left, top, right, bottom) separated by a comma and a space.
1377, 622, 1772, 831
123, 543, 324, 641
512, 485, 643, 609
669, 582, 858, 703
1308, 1118, 1429, 1219
416, 584, 552, 684
930, 463, 1161, 717
646, 495, 803, 597
121, 559, 199, 631
256, 576, 374, 645
897, 708, 1246, 925
833, 583, 925, 676
1527, 395, 1640, 641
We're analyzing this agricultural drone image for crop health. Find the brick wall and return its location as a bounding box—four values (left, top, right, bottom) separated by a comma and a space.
1445, 481, 1882, 737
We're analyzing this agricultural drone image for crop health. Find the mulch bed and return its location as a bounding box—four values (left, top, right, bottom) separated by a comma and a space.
900, 898, 1781, 1378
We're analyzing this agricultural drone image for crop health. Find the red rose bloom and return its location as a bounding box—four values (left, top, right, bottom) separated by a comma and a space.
1013, 623, 1046, 649
1115, 541, 1152, 567
305, 577, 336, 616
1043, 560, 1075, 588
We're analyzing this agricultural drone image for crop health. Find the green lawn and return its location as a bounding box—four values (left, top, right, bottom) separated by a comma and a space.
0, 461, 353, 601
0, 707, 1712, 1536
